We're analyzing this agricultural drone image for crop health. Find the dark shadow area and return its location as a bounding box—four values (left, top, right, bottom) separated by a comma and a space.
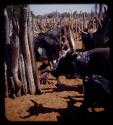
48, 78, 57, 80
43, 83, 83, 94
19, 98, 112, 123
63, 95, 83, 102
42, 88, 53, 90
19, 100, 58, 118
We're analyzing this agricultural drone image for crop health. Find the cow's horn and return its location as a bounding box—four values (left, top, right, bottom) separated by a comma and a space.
68, 27, 76, 52
79, 28, 88, 35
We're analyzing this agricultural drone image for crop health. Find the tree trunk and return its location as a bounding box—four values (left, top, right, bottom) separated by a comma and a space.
18, 52, 28, 95
11, 34, 22, 96
4, 63, 9, 97
4, 9, 10, 97
27, 6, 41, 94
19, 5, 35, 94
10, 7, 22, 96
9, 77, 16, 99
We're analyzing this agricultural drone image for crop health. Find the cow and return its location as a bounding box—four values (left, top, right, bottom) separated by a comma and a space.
51, 48, 112, 110
80, 8, 110, 51
34, 28, 60, 84
34, 28, 60, 63
34, 26, 75, 84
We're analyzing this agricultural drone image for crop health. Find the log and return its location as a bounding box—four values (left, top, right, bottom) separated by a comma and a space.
27, 6, 41, 94
19, 5, 35, 94
9, 77, 16, 99
10, 33, 22, 96
4, 9, 10, 97
18, 52, 28, 95
75, 19, 78, 41
83, 13, 85, 30
4, 63, 9, 97
4, 9, 10, 45
10, 8, 22, 96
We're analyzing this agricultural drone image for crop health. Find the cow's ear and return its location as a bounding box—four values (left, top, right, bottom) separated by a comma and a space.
71, 53, 77, 61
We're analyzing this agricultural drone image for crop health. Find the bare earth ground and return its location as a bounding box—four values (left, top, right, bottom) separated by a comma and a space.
5, 40, 105, 122
5, 76, 83, 121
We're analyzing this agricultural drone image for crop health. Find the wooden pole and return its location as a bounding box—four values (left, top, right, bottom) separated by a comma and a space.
4, 8, 10, 97
18, 50, 28, 95
10, 7, 22, 96
19, 5, 35, 94
27, 6, 41, 94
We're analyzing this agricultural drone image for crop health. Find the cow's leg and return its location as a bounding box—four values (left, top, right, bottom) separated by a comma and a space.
49, 61, 53, 70
49, 60, 62, 87
55, 77, 62, 87
81, 76, 93, 110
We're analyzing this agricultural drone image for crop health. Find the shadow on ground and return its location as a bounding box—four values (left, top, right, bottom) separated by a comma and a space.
42, 83, 83, 94
19, 97, 112, 122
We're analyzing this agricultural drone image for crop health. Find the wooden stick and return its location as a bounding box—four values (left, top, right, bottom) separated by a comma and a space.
19, 5, 35, 94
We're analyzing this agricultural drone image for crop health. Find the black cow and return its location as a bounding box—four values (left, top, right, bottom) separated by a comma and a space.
34, 27, 73, 84
83, 74, 111, 110
81, 8, 110, 51
81, 27, 109, 51
51, 48, 112, 110
34, 28, 61, 63
51, 48, 111, 78
34, 26, 75, 65
80, 28, 95, 50
34, 28, 61, 84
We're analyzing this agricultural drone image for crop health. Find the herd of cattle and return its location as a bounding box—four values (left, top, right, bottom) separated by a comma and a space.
33, 9, 112, 111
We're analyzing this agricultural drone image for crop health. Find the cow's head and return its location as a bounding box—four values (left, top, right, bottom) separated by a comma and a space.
51, 50, 78, 77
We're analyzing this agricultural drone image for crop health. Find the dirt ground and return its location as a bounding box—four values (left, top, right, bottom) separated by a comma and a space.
5, 39, 106, 122
5, 75, 82, 121
5, 75, 105, 122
